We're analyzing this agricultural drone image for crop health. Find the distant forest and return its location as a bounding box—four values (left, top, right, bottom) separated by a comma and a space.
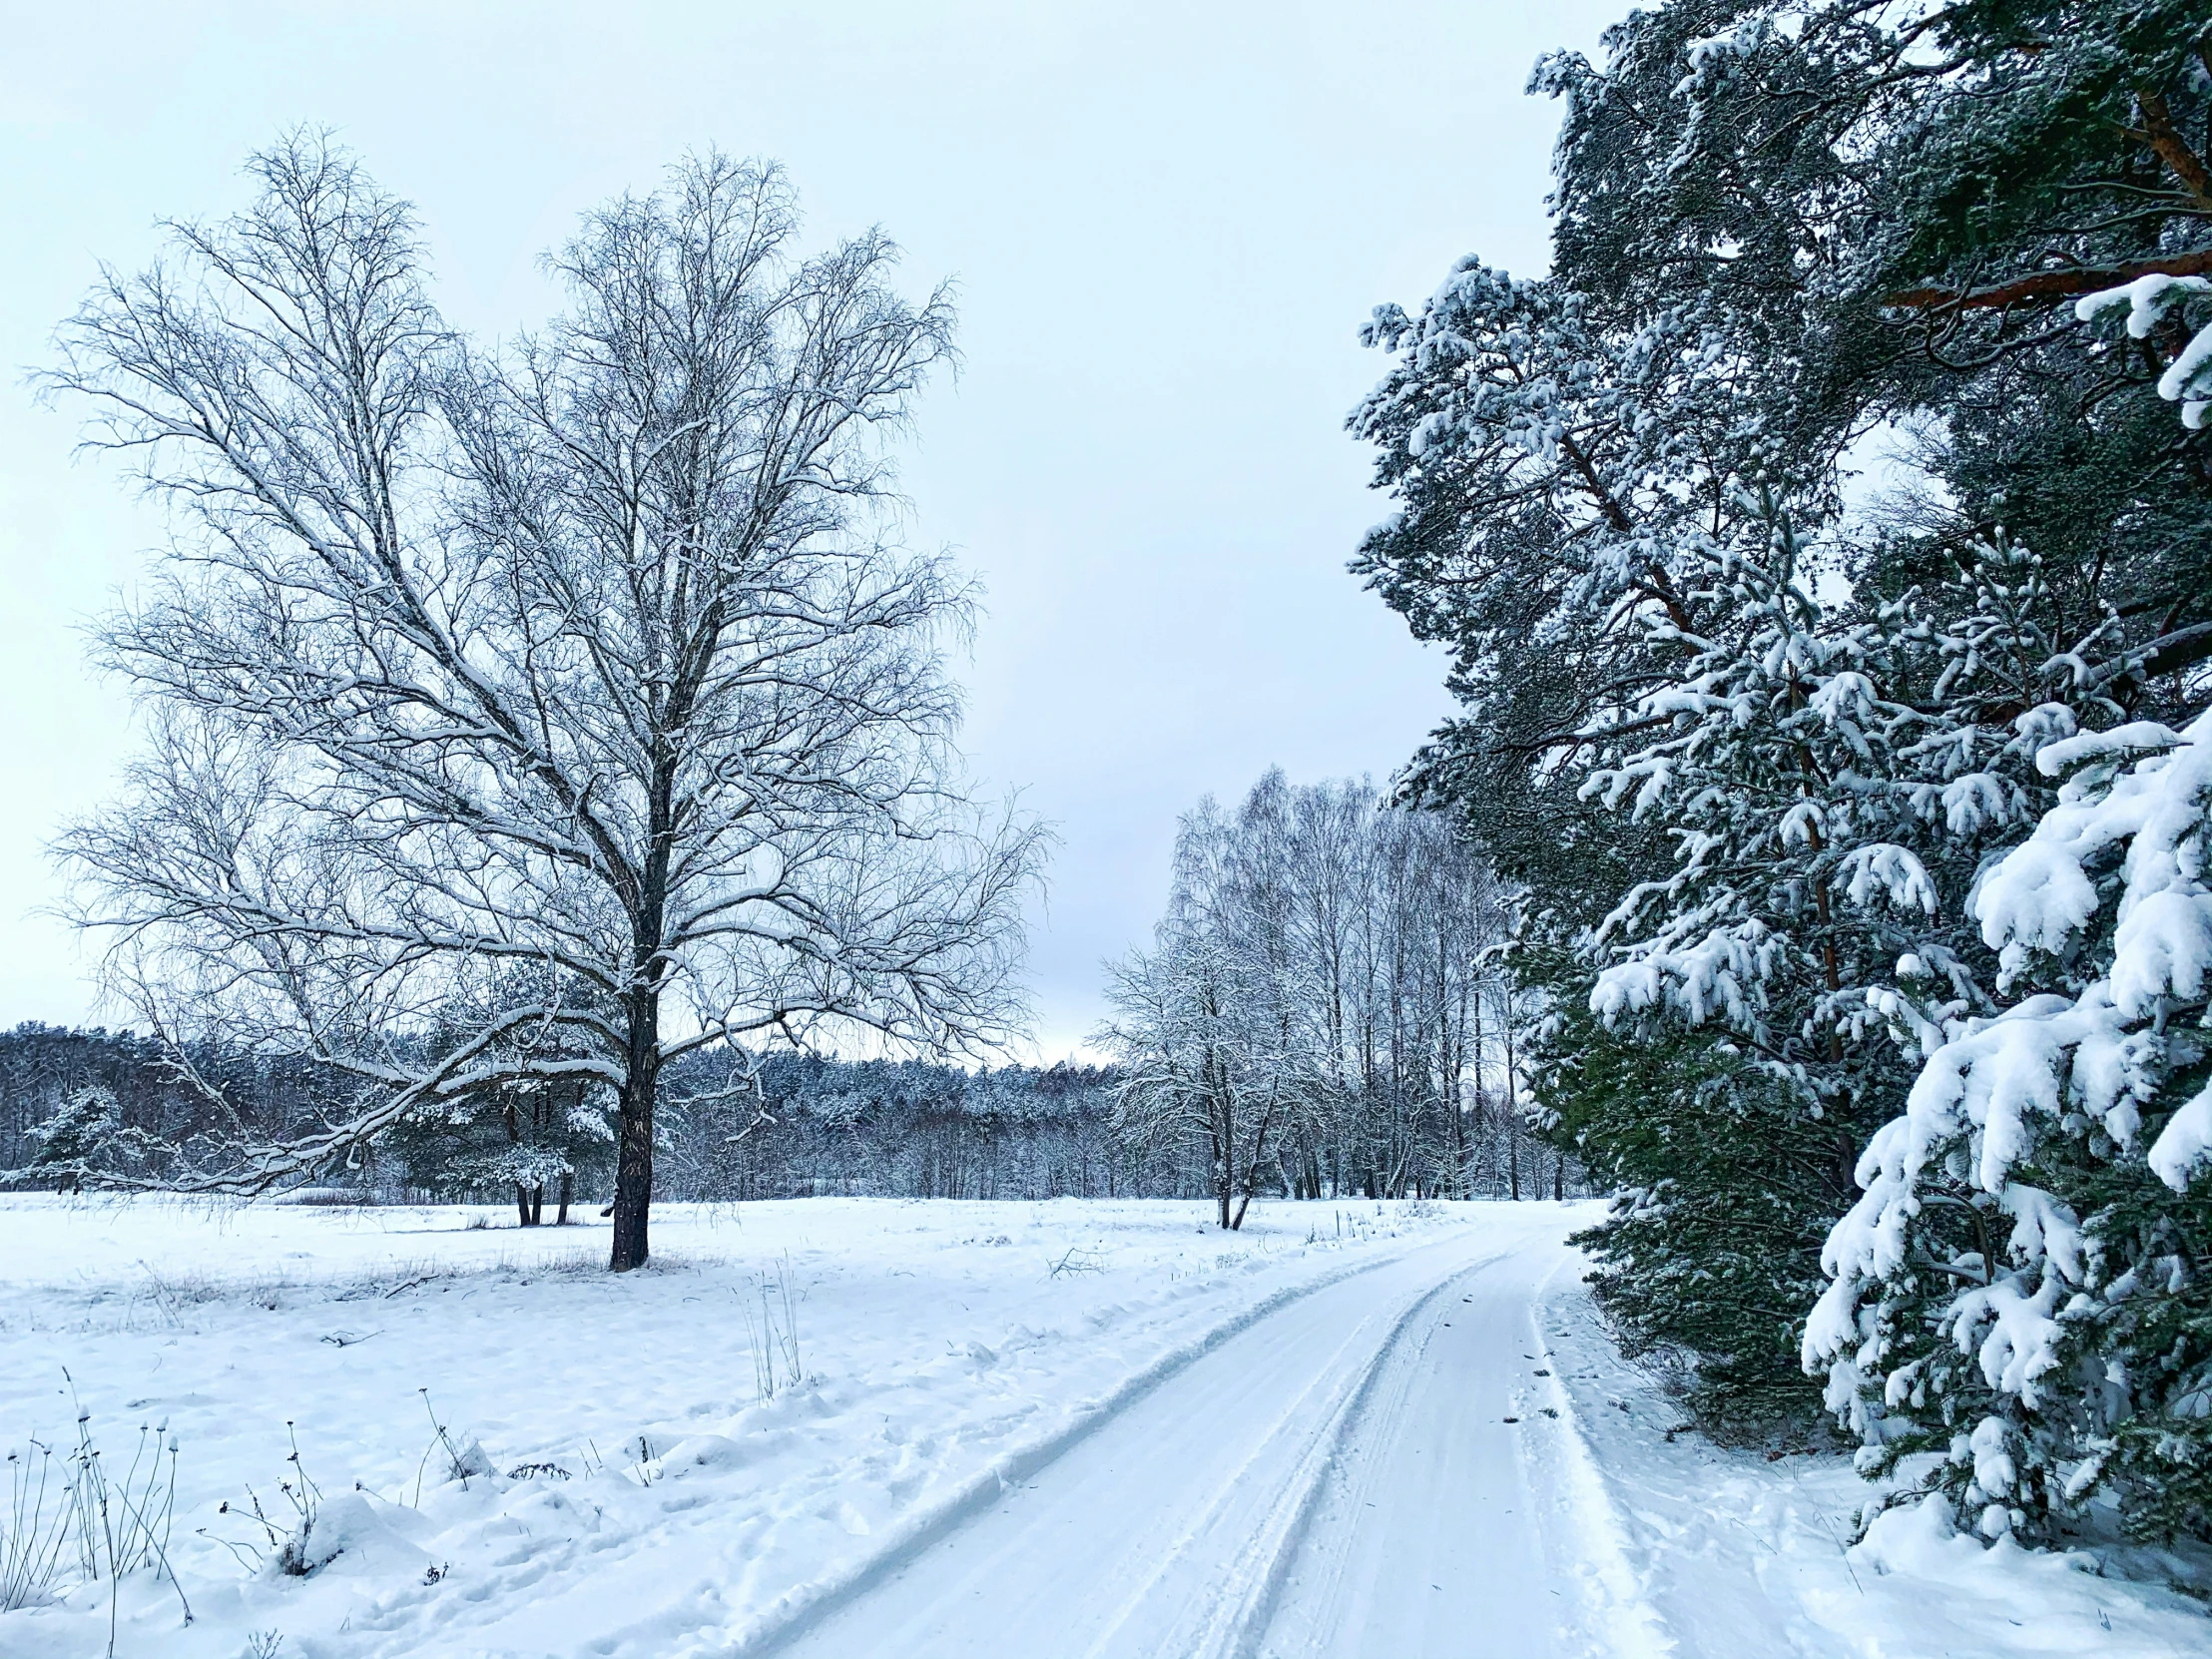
0, 1023, 1575, 1215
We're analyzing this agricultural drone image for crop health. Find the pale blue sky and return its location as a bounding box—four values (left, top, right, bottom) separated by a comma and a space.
0, 0, 1617, 1058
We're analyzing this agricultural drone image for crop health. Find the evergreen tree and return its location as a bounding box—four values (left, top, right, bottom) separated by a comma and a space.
23, 1085, 126, 1193
1353, 0, 2210, 1485
1808, 713, 2212, 1542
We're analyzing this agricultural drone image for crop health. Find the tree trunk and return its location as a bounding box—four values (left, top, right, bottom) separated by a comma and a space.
556, 1169, 573, 1226
507, 1099, 532, 1225
611, 995, 660, 1271
1217, 1125, 1233, 1228
1211, 1096, 1234, 1229
611, 861, 667, 1270
1553, 1154, 1564, 1201
1502, 990, 1522, 1201
612, 1087, 654, 1269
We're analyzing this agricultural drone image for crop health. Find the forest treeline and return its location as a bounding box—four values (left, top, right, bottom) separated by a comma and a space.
1347, 0, 2211, 1547
0, 1007, 1571, 1215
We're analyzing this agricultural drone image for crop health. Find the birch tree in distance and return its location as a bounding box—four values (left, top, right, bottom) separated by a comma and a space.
47, 136, 1046, 1270
1103, 774, 1530, 1218
1101, 796, 1312, 1232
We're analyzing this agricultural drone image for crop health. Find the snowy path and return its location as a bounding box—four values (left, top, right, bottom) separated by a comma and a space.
758, 1225, 1660, 1659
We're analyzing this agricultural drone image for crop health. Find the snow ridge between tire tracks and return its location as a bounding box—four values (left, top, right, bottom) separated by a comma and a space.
723, 1231, 1486, 1657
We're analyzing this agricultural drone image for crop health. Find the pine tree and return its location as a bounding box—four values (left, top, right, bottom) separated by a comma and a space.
24, 1085, 126, 1192
1807, 713, 2212, 1542
1553, 484, 2080, 1418
1353, 1, 2211, 1476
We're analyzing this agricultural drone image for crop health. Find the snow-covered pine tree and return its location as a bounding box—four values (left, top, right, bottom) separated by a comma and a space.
1356, 0, 2210, 1461
1535, 0, 2212, 694
1348, 99, 1875, 1420
1352, 255, 1817, 911
23, 1084, 127, 1193
1562, 490, 2091, 1423
1807, 712, 2212, 1542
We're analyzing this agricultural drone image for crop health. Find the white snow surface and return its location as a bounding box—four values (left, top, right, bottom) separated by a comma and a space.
1539, 1291, 2209, 1658
0, 1195, 2202, 1657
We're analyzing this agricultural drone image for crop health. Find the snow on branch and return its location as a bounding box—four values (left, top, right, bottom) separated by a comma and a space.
1809, 708, 2212, 1531
2073, 271, 2212, 428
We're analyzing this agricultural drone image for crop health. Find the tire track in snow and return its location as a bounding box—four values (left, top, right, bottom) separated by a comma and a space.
726, 1229, 1501, 1658
1240, 1239, 1676, 1659
736, 1218, 1653, 1659
1207, 1255, 1512, 1659
1078, 1252, 1514, 1659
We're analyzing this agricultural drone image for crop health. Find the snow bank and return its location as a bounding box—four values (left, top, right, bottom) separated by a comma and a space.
1538, 1283, 2209, 1658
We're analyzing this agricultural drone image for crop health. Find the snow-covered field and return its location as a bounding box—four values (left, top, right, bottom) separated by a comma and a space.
0, 1195, 2202, 1658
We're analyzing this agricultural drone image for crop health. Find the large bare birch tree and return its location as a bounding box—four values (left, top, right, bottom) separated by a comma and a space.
47, 135, 1045, 1269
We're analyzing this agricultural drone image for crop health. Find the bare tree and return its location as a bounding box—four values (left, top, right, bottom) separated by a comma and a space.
1110, 771, 1543, 1208
46, 135, 1046, 1269
1099, 798, 1316, 1230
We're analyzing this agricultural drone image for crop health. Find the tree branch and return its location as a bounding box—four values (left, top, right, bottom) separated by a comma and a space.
2135, 90, 2212, 212
1884, 250, 2212, 311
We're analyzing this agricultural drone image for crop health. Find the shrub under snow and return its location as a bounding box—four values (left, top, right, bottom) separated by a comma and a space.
1807, 710, 2212, 1542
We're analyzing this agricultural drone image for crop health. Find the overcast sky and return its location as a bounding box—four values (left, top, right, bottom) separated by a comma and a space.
1, 0, 1617, 1059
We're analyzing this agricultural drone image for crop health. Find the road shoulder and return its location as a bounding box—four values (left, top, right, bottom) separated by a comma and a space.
1534, 1272, 2209, 1659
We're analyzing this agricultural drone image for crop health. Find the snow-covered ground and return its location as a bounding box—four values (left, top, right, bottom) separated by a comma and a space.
1537, 1294, 2210, 1659
0, 1195, 2202, 1658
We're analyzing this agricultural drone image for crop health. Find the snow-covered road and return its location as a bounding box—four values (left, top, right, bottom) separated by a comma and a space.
761, 1225, 1658, 1659
3, 1197, 2203, 1659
